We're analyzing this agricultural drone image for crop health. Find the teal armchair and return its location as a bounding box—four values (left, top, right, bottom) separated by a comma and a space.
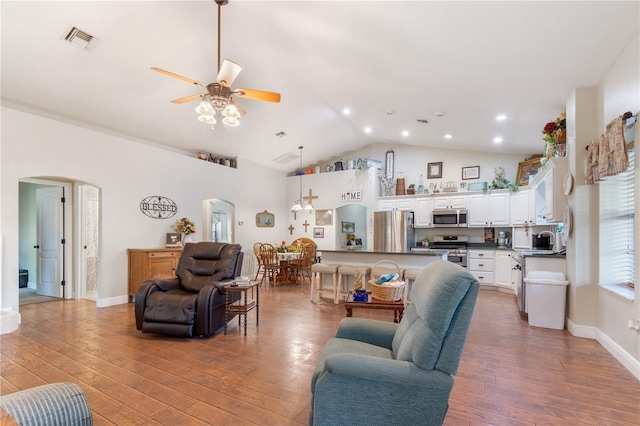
310, 260, 479, 426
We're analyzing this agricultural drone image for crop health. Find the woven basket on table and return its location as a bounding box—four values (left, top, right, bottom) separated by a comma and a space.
369, 260, 404, 301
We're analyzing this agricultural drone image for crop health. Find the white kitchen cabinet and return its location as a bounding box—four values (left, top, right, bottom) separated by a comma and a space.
433, 194, 468, 210
377, 197, 415, 211
510, 189, 535, 226
468, 250, 495, 285
532, 157, 567, 223
495, 250, 514, 290
414, 198, 433, 228
468, 192, 511, 227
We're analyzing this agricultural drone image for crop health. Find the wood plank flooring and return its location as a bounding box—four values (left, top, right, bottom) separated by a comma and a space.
1, 284, 638, 425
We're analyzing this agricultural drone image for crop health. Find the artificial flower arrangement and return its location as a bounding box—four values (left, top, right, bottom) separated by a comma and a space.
541, 110, 567, 159
276, 241, 300, 253
174, 217, 196, 235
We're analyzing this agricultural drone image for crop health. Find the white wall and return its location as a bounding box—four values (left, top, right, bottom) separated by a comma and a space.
596, 33, 639, 368
1, 107, 287, 324
565, 32, 639, 376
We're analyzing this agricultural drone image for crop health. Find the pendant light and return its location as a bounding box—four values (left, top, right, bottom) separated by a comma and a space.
291, 146, 310, 212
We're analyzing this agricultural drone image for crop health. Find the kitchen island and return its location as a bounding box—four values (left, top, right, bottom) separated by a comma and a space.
318, 249, 447, 270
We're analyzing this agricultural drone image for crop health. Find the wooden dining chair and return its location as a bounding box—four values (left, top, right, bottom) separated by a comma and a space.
253, 242, 265, 281
258, 243, 280, 286
290, 243, 315, 286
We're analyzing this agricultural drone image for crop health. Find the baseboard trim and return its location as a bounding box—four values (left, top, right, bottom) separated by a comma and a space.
567, 318, 639, 380
0, 309, 21, 334
96, 295, 128, 308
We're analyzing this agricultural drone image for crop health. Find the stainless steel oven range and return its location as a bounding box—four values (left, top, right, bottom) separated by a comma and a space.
430, 235, 468, 268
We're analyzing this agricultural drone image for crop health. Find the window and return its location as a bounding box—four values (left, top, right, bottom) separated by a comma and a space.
599, 142, 635, 289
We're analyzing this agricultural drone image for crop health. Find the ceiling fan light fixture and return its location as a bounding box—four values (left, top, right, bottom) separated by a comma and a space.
196, 101, 214, 115
291, 201, 303, 212
198, 114, 217, 124
222, 116, 240, 127
222, 104, 240, 118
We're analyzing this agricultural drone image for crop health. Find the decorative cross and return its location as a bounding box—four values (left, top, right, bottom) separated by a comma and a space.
303, 189, 318, 204
288, 224, 295, 235
302, 220, 310, 232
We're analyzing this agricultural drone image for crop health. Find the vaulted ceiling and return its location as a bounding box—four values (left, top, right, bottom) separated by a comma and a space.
2, 1, 638, 171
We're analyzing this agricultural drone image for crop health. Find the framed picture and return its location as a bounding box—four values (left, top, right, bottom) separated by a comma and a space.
462, 166, 480, 180
313, 227, 324, 238
315, 209, 333, 226
341, 221, 355, 233
255, 210, 275, 227
355, 238, 363, 246
516, 158, 543, 186
427, 162, 443, 179
166, 232, 181, 247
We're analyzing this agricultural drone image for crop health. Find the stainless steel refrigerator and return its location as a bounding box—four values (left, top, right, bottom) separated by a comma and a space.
373, 211, 415, 253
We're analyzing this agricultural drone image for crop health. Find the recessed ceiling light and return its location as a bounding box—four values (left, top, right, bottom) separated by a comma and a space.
435, 111, 446, 117
444, 133, 453, 139
364, 127, 372, 134
342, 108, 351, 116
402, 130, 409, 137
496, 114, 507, 121
493, 137, 503, 143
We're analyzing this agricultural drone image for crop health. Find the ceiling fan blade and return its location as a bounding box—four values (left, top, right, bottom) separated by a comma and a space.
231, 98, 247, 116
235, 88, 281, 103
171, 93, 205, 104
216, 60, 242, 87
151, 67, 205, 87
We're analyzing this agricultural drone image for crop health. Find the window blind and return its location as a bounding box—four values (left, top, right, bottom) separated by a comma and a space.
599, 145, 635, 287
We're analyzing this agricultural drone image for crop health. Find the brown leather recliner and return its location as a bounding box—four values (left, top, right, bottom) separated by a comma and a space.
135, 242, 244, 337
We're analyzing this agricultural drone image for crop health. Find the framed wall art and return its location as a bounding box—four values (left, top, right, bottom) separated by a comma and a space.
516, 158, 543, 186
313, 227, 324, 238
341, 221, 355, 233
462, 166, 480, 180
255, 210, 275, 227
315, 209, 333, 226
427, 162, 443, 179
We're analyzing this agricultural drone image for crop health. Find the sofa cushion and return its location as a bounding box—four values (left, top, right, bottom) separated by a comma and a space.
311, 337, 393, 391
392, 260, 477, 372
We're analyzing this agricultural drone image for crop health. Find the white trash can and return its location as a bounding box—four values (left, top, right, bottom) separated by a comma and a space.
524, 270, 569, 329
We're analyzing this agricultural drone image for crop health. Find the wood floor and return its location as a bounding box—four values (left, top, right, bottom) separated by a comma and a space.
1, 284, 638, 425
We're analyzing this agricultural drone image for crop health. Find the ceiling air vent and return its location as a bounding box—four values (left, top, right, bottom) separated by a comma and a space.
63, 27, 98, 51
272, 151, 299, 165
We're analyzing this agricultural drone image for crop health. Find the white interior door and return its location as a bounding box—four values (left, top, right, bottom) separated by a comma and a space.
36, 186, 63, 297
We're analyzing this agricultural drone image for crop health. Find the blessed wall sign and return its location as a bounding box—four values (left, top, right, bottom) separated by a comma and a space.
140, 195, 177, 219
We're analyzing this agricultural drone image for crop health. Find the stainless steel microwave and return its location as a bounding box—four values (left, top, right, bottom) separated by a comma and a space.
432, 209, 468, 227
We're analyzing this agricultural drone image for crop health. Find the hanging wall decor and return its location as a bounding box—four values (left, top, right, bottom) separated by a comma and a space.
140, 195, 178, 219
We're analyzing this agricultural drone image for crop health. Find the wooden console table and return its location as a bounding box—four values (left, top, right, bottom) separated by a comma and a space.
127, 248, 182, 302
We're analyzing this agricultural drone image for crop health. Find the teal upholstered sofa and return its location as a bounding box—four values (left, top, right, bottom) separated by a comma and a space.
310, 260, 479, 426
0, 382, 92, 425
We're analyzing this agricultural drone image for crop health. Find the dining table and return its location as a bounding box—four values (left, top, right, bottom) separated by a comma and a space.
276, 251, 302, 284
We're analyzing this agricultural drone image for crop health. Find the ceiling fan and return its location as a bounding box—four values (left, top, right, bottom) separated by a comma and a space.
151, 0, 281, 126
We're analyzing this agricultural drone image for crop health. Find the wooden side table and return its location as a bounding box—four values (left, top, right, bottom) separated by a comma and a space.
345, 292, 404, 323
224, 281, 259, 335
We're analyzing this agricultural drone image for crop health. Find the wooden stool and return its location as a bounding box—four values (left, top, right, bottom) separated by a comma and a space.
403, 268, 421, 306
310, 263, 340, 304
337, 265, 372, 304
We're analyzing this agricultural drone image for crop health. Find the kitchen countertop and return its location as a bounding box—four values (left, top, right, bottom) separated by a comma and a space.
321, 249, 448, 256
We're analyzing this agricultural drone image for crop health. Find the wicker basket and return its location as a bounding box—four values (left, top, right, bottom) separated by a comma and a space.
369, 260, 404, 301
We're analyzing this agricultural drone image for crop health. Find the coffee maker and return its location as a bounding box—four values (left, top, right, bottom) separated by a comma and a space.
497, 231, 511, 248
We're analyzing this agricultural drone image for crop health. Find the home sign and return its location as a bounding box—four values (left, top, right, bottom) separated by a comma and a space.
140, 195, 178, 219
339, 191, 362, 202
